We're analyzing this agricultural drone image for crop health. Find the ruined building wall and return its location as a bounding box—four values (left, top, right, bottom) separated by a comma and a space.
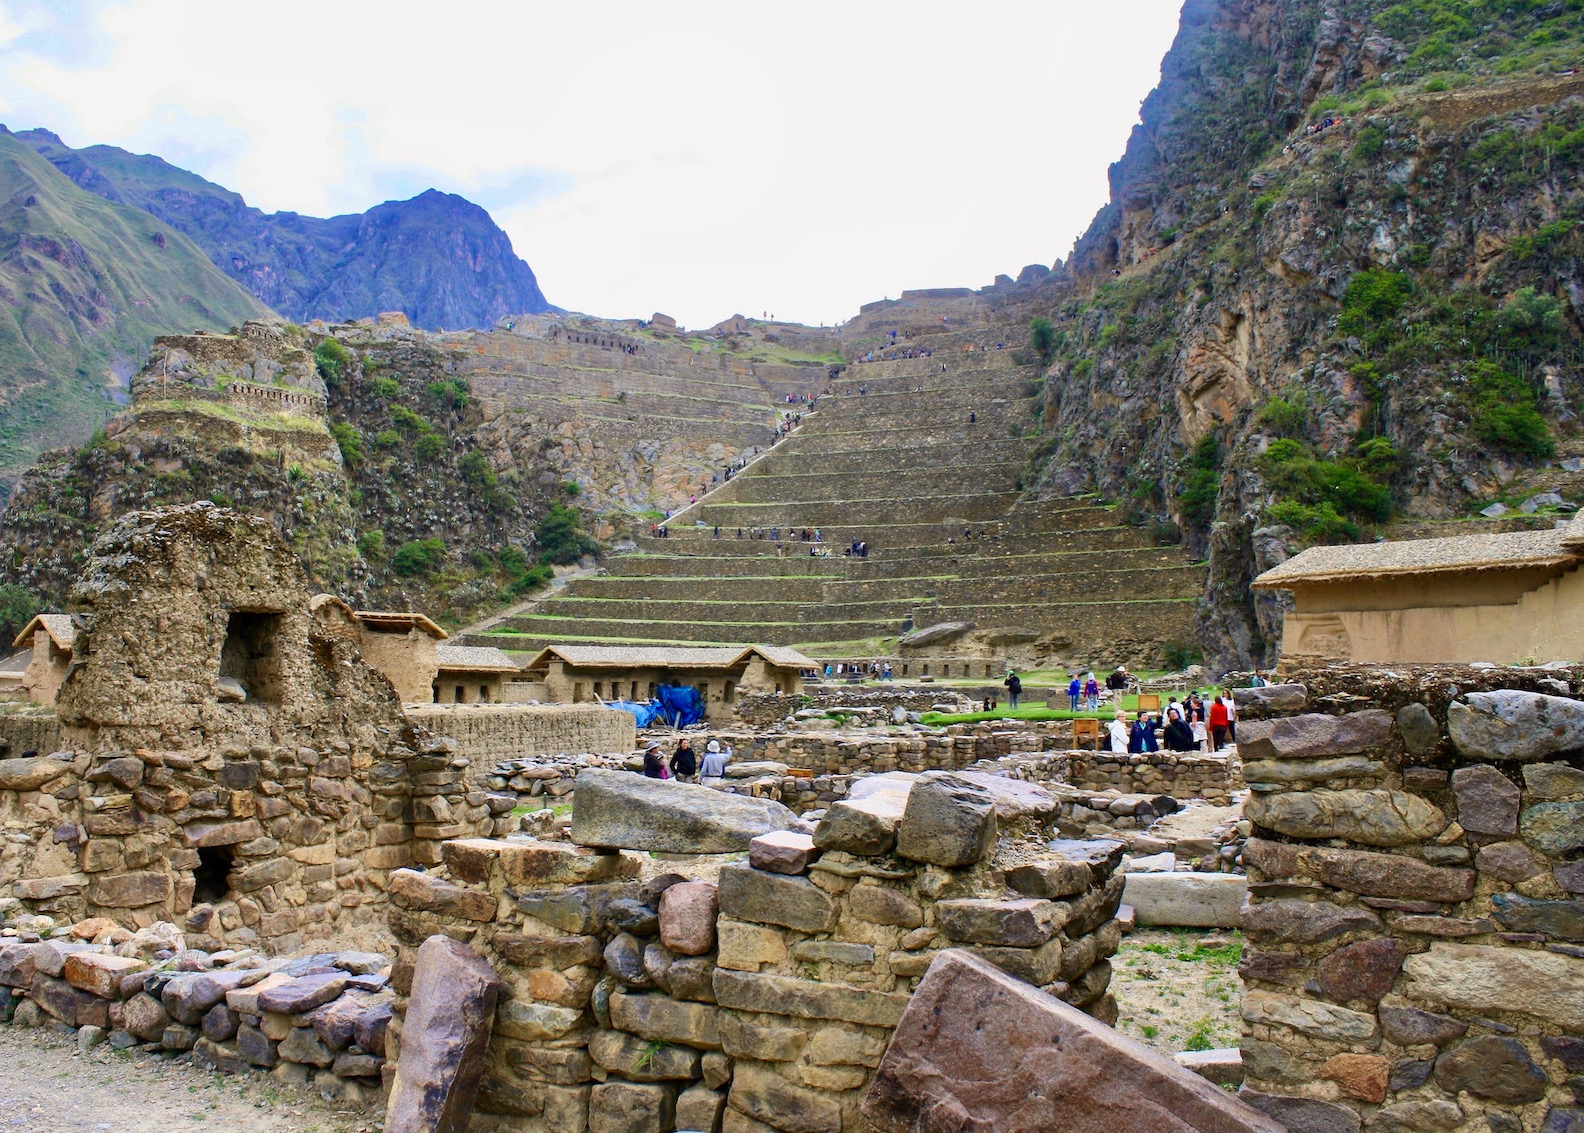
1234, 666, 1584, 1133
406, 705, 636, 779
381, 769, 1125, 1133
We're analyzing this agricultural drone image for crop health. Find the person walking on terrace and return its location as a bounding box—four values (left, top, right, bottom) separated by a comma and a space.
1067, 673, 1081, 712
1003, 669, 1022, 710
1221, 686, 1238, 743
1084, 673, 1100, 712
1208, 693, 1231, 752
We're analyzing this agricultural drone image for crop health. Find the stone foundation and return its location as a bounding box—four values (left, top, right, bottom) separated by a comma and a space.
1236, 665, 1584, 1133
406, 705, 636, 778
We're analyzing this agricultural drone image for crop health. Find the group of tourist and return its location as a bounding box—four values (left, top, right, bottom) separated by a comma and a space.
824, 661, 894, 680
1108, 688, 1239, 755
642, 737, 732, 782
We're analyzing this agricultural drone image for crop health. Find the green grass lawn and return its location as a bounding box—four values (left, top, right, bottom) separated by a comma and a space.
919, 688, 1219, 726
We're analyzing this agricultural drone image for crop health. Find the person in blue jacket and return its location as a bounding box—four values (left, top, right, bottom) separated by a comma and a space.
1067, 674, 1081, 712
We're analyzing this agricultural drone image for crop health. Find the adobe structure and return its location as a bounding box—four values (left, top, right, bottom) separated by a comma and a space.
519, 643, 814, 719
1253, 515, 1584, 665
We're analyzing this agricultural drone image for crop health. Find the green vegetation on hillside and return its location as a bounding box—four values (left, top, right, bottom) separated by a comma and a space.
0, 132, 270, 483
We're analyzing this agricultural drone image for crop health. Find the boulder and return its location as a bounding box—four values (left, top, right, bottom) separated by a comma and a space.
952, 771, 1057, 819
0, 757, 72, 791
1450, 764, 1521, 837
813, 794, 906, 856
1401, 942, 1584, 1027
747, 831, 818, 875
895, 772, 997, 867
897, 621, 973, 648
1236, 710, 1392, 761
1122, 873, 1247, 928
658, 882, 718, 956
1245, 789, 1446, 846
570, 768, 798, 853
1231, 684, 1308, 713
863, 950, 1283, 1133
386, 935, 502, 1133
1448, 690, 1584, 761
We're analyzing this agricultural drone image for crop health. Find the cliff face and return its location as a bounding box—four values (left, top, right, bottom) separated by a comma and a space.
1028, 0, 1584, 669
17, 131, 550, 329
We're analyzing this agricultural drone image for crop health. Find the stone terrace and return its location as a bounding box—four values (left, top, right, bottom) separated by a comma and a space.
482, 343, 1206, 658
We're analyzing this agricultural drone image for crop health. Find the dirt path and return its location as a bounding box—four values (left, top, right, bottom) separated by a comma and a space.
1110, 927, 1244, 1056
0, 1023, 378, 1133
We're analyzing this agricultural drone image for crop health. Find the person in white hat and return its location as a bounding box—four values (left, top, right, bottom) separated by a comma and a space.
700, 739, 729, 783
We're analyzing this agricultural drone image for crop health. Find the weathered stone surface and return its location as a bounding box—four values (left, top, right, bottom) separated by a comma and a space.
312, 995, 368, 1051
63, 952, 145, 1000
602, 931, 649, 988
1242, 839, 1475, 902
279, 1026, 335, 1068
389, 869, 497, 923
1542, 1035, 1584, 1072
202, 1002, 239, 1043
30, 972, 99, 1025
1047, 838, 1127, 875
1402, 942, 1584, 1026
570, 768, 797, 853
1451, 764, 1521, 837
1246, 789, 1446, 846
1239, 1091, 1361, 1133
495, 1000, 583, 1042
717, 863, 837, 934
952, 771, 1058, 820
712, 969, 908, 1027
0, 757, 71, 790
609, 990, 721, 1049
1322, 1053, 1389, 1103
716, 920, 786, 971
121, 991, 170, 1041
543, 1083, 591, 1133
0, 943, 42, 988
164, 971, 249, 1025
813, 794, 906, 856
1241, 989, 1379, 1042
971, 935, 1064, 986
1234, 683, 1309, 713
1242, 755, 1385, 786
588, 1028, 701, 1080
88, 871, 172, 908
1004, 860, 1091, 899
1237, 710, 1393, 761
1525, 761, 1584, 799
1522, 800, 1584, 856
1434, 1036, 1548, 1102
936, 897, 1064, 946
747, 830, 817, 875
257, 973, 348, 1015
444, 837, 638, 888
1396, 703, 1442, 755
1448, 690, 1584, 762
183, 819, 263, 848
1560, 860, 1584, 894
588, 1081, 675, 1133
1491, 893, 1584, 941
493, 932, 603, 970
1123, 873, 1247, 928
730, 1061, 843, 1133
863, 950, 1283, 1133
1365, 1100, 1464, 1133
1241, 899, 1382, 945
847, 883, 923, 928
895, 772, 997, 867
719, 1013, 809, 1061
1476, 839, 1546, 882
675, 1084, 726, 1133
1316, 939, 1404, 1004
236, 1023, 278, 1067
1173, 1048, 1245, 1087
658, 881, 717, 956
386, 935, 502, 1133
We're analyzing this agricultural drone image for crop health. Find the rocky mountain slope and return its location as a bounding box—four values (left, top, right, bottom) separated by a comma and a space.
18, 129, 551, 330
1019, 0, 1584, 669
0, 130, 270, 483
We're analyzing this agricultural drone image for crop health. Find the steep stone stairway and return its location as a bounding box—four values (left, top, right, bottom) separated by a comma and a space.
476, 343, 1208, 658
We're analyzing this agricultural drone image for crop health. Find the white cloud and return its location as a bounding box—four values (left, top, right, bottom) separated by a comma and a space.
0, 0, 1185, 327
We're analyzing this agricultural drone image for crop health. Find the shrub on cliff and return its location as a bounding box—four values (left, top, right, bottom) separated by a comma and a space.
535, 503, 599, 566
1176, 434, 1223, 530
1465, 362, 1553, 458
313, 339, 352, 389
0, 583, 38, 644
393, 537, 447, 576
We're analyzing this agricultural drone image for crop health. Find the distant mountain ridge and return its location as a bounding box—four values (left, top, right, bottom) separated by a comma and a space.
17, 128, 552, 330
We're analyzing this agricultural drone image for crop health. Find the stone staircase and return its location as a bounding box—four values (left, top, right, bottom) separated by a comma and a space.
476, 344, 1208, 658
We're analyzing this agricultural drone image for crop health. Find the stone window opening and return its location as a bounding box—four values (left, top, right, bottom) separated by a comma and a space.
723, 681, 736, 704
432, 684, 440, 703
219, 610, 284, 702
455, 685, 467, 703
479, 684, 490, 703
593, 681, 603, 699
193, 845, 234, 904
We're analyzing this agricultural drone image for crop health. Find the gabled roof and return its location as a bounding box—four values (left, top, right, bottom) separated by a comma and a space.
12, 614, 76, 652
1253, 527, 1580, 589
353, 610, 448, 639
435, 644, 521, 673
523, 643, 815, 671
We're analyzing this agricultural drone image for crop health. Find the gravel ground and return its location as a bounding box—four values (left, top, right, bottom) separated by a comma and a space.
0, 1022, 380, 1133
1110, 927, 1245, 1056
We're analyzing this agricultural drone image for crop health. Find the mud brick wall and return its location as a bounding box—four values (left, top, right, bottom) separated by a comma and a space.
406, 705, 636, 778
382, 776, 1126, 1133
1235, 667, 1584, 1133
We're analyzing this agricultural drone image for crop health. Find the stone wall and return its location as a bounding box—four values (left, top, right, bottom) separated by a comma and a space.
1234, 665, 1584, 1133
381, 768, 1126, 1133
1067, 750, 1237, 804
406, 705, 636, 778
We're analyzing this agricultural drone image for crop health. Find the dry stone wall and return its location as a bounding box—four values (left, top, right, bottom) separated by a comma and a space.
381, 768, 1126, 1133
406, 705, 636, 778
1235, 665, 1584, 1133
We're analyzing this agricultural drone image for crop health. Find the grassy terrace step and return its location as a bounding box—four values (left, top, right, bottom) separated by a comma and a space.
721, 464, 1022, 503
524, 595, 921, 624
468, 363, 778, 399
796, 401, 1036, 431
693, 497, 1112, 528
783, 421, 1038, 446
633, 523, 1155, 553
764, 438, 1029, 470
497, 614, 901, 647
826, 564, 1208, 603
562, 575, 837, 601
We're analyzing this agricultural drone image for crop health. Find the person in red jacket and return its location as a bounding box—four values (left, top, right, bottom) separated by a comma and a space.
1208, 694, 1231, 752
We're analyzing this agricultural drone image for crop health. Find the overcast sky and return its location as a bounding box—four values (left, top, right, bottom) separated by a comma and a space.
0, 1, 1185, 328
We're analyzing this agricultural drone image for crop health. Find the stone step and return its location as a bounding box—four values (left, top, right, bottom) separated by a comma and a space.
691, 497, 1111, 529
610, 543, 1187, 578
828, 564, 1208, 604
763, 437, 1030, 471
795, 400, 1037, 432
634, 521, 1154, 553
720, 464, 1021, 503
496, 613, 897, 647
522, 595, 922, 625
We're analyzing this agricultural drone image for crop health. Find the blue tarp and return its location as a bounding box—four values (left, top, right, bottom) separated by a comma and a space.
655, 684, 706, 727
609, 700, 662, 729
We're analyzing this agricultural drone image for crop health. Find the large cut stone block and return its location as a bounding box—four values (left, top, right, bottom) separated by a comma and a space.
88, 871, 172, 908
386, 935, 502, 1133
862, 950, 1284, 1133
0, 757, 72, 791
570, 768, 798, 853
813, 793, 906, 856
1236, 710, 1393, 761
1241, 899, 1382, 945
935, 897, 1066, 946
712, 969, 909, 1027
1402, 942, 1584, 1027
390, 869, 498, 922
717, 863, 837, 934
1122, 873, 1247, 928
1448, 690, 1584, 762
443, 837, 639, 887
1240, 990, 1379, 1042
1451, 764, 1521, 837
895, 772, 997, 867
609, 990, 721, 1049
1245, 789, 1446, 846
588, 1081, 675, 1133
63, 952, 145, 1000
1242, 839, 1475, 903
729, 1061, 843, 1133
